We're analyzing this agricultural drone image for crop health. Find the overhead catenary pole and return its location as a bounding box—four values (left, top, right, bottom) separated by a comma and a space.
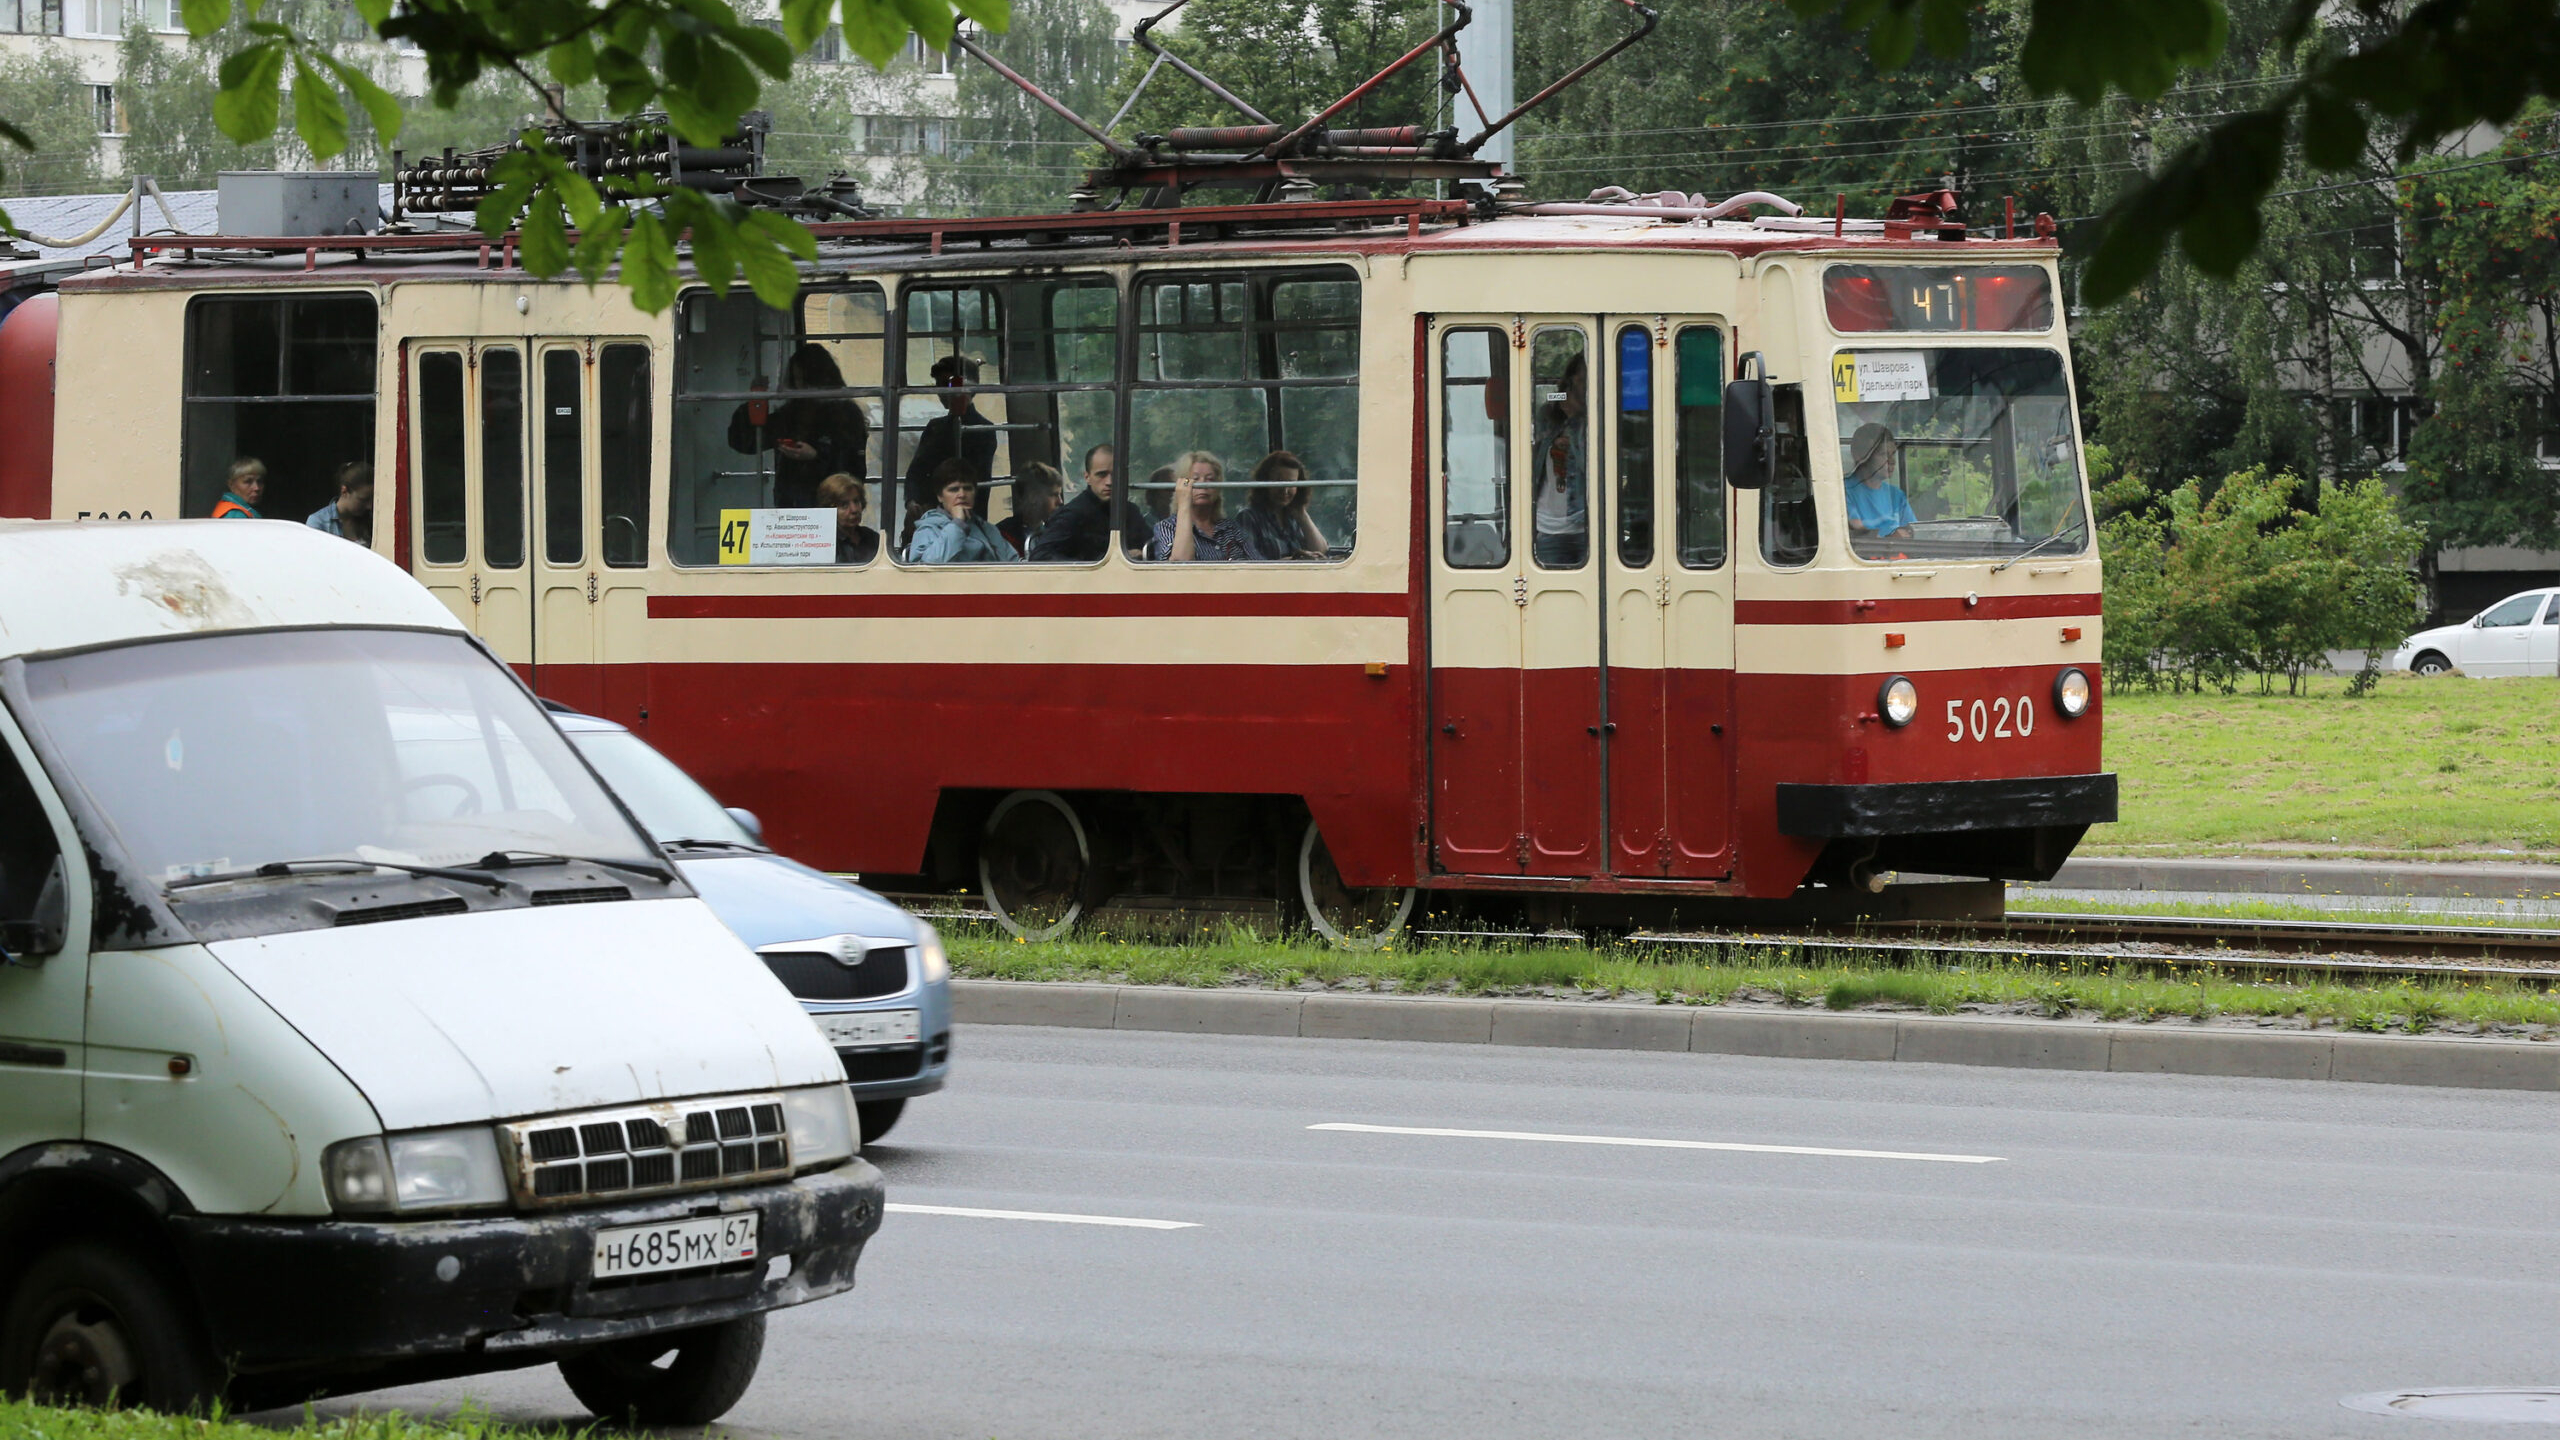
1455, 0, 1513, 169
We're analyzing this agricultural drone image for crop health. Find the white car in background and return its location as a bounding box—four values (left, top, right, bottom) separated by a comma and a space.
2392, 589, 2560, 676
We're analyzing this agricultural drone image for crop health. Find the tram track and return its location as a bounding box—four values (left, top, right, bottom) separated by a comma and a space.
888, 892, 2560, 989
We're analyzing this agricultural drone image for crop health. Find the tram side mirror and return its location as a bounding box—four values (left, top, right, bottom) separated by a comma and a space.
1723, 352, 1775, 490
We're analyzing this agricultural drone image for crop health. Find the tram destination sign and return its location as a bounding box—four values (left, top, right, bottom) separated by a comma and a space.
718, 508, 835, 566
1824, 265, 2054, 334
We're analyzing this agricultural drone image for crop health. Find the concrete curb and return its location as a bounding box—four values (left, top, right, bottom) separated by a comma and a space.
2044, 856, 2560, 899
952, 980, 2560, 1092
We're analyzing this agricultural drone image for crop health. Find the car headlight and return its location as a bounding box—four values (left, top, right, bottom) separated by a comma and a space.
323, 1127, 508, 1215
915, 921, 949, 985
1878, 675, 1919, 728
2055, 666, 2093, 718
784, 1083, 860, 1166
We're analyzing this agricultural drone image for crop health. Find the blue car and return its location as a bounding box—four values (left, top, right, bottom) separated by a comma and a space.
551, 709, 950, 1144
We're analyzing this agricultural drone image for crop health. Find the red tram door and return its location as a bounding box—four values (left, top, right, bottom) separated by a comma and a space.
1427, 317, 1604, 876
1427, 316, 1732, 881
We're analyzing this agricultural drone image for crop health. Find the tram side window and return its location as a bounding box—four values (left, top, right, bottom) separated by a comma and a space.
1133, 266, 1360, 563
599, 345, 652, 567
669, 285, 884, 566
1614, 325, 1653, 568
1757, 383, 1818, 567
895, 277, 1116, 563
541, 350, 582, 566
1528, 327, 1589, 571
417, 352, 467, 565
1441, 328, 1508, 568
481, 347, 525, 569
183, 294, 377, 524
1674, 326, 1726, 569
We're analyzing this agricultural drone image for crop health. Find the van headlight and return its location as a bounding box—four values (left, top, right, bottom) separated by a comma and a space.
1878, 675, 1919, 728
915, 922, 949, 985
324, 1127, 508, 1215
784, 1083, 860, 1166
2054, 667, 2093, 718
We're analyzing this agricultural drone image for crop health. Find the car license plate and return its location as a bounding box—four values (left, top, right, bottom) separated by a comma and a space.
819, 1008, 920, 1050
593, 1213, 758, 1279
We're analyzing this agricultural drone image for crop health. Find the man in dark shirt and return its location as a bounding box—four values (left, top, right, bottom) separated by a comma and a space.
1029, 445, 1153, 562
903, 354, 999, 501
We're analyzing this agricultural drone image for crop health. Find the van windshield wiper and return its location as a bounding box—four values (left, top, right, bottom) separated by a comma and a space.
166, 858, 507, 892
472, 849, 676, 884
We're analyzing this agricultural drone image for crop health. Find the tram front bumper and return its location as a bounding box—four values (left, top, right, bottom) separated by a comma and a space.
1775, 773, 2118, 838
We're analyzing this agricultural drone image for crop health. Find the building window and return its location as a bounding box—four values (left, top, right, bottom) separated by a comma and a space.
93, 84, 118, 137
1, 0, 65, 32
183, 293, 378, 522
2336, 393, 2422, 468
903, 32, 956, 74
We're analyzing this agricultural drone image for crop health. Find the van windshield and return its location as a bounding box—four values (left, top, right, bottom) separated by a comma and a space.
18, 628, 660, 887
1831, 346, 2088, 562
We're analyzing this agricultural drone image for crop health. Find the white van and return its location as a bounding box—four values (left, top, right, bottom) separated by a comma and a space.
0, 521, 881, 1422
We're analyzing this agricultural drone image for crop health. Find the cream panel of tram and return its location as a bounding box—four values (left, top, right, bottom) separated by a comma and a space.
51, 287, 192, 522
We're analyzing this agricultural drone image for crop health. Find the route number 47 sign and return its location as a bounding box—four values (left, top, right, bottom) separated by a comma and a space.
717, 509, 835, 565
1831, 352, 1931, 404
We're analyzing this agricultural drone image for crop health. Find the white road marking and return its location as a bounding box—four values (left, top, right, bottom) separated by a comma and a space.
1308, 1122, 2004, 1165
885, 1202, 1199, 1230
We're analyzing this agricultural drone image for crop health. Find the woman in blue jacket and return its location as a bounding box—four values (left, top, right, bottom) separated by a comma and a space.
905, 459, 1023, 565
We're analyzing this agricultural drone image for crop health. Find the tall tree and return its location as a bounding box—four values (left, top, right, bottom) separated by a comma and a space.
919, 0, 1117, 214
0, 40, 99, 197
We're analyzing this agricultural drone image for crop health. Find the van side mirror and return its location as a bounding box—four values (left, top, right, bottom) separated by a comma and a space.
0, 856, 68, 965
725, 807, 766, 844
1722, 352, 1774, 490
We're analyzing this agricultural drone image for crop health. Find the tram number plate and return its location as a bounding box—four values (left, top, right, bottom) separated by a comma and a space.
1945, 695, 2035, 743
819, 1009, 920, 1050
593, 1212, 758, 1279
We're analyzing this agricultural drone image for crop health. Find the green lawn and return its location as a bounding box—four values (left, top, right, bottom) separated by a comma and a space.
2096, 674, 2560, 860
0, 1402, 554, 1440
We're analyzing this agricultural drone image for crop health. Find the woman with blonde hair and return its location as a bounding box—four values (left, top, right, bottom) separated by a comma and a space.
818, 472, 880, 564
1149, 449, 1245, 562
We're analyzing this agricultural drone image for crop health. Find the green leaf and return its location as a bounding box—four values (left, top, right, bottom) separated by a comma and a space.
885, 0, 956, 50
547, 35, 598, 87
179, 0, 227, 39
948, 0, 1007, 34
572, 205, 629, 283
347, 0, 390, 28
291, 53, 351, 160
741, 207, 818, 260
1917, 0, 1968, 57
0, 117, 31, 150
473, 148, 541, 238
321, 54, 403, 144
671, 192, 739, 293
1866, 6, 1918, 69
2017, 0, 2225, 104
213, 41, 287, 143
779, 0, 833, 51
836, 0, 913, 67
521, 193, 570, 277
693, 37, 761, 117
728, 21, 794, 79
625, 210, 679, 314
2300, 85, 2368, 170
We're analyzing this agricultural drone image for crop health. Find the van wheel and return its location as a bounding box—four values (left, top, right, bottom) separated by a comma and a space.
1296, 819, 1416, 950
558, 1313, 765, 1427
979, 790, 1091, 941
2412, 650, 2452, 676
1, 1241, 219, 1412
856, 1098, 906, 1145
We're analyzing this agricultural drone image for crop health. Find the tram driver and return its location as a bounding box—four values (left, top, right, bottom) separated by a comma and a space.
728, 343, 869, 510
1845, 422, 1918, 543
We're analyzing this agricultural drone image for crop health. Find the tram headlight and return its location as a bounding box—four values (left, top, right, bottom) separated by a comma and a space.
2054, 667, 2093, 719
1878, 675, 1919, 728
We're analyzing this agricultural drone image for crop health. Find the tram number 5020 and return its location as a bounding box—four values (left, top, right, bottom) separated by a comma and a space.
1947, 696, 2034, 743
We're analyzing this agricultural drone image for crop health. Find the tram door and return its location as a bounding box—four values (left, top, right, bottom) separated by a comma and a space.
1597, 318, 1733, 878
1427, 317, 1606, 876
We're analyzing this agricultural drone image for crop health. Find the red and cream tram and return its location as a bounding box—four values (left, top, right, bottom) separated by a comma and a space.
0, 181, 2112, 940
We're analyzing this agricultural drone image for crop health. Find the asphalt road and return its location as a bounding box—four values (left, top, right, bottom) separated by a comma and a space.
281, 1027, 2560, 1438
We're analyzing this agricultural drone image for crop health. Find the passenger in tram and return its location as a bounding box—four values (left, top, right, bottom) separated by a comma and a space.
1029, 445, 1153, 562
1149, 450, 1246, 563
304, 462, 374, 545
1234, 450, 1330, 561
903, 355, 999, 497
905, 459, 1022, 566
999, 462, 1065, 557
1844, 423, 1918, 542
819, 472, 881, 564
727, 343, 869, 510
210, 458, 266, 519
1142, 465, 1175, 523
1531, 354, 1589, 566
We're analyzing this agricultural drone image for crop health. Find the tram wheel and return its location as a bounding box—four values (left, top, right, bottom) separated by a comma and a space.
1296, 819, 1416, 950
979, 790, 1091, 941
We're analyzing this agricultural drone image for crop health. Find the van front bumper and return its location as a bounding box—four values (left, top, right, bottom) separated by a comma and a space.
171, 1158, 883, 1387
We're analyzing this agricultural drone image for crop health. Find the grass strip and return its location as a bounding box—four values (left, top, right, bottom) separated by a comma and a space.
0, 1401, 570, 1440
948, 927, 2560, 1037
2005, 894, 2560, 930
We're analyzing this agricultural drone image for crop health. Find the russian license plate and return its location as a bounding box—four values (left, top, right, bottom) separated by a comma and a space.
818, 1008, 920, 1050
593, 1212, 758, 1279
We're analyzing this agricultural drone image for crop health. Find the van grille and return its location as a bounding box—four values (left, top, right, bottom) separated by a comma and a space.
501, 1094, 789, 1207
760, 944, 910, 1001
331, 897, 470, 926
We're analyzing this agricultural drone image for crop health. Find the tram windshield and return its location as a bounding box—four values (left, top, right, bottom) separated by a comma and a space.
1830, 347, 2088, 563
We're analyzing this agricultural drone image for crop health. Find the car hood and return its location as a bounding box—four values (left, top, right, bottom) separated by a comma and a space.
209, 897, 842, 1130
2398, 624, 2467, 655
673, 851, 922, 951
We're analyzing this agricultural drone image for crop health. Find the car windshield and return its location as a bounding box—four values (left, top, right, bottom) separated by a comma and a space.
17, 628, 661, 886
568, 729, 758, 849
1831, 346, 2089, 562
